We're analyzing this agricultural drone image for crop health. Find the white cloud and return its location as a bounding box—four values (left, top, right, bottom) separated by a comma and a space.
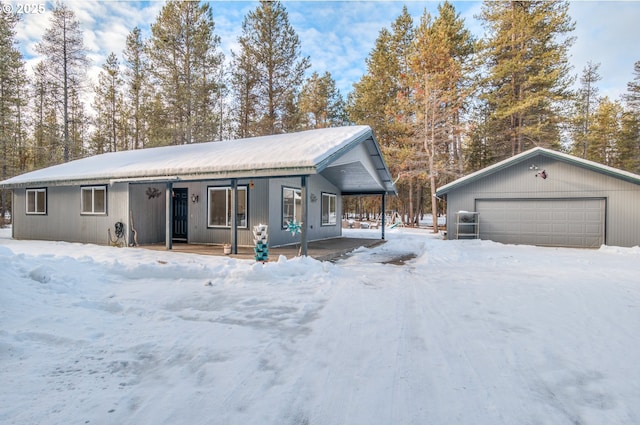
14, 10, 49, 56
569, 1, 640, 100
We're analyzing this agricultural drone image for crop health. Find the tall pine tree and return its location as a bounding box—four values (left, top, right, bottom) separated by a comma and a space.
231, 0, 310, 137
147, 0, 223, 145
411, 4, 473, 232
586, 97, 622, 167
32, 61, 60, 168
0, 9, 27, 219
92, 52, 123, 154
35, 2, 88, 163
570, 61, 601, 158
478, 0, 574, 159
347, 8, 417, 222
299, 71, 346, 129
123, 27, 150, 150
619, 60, 640, 173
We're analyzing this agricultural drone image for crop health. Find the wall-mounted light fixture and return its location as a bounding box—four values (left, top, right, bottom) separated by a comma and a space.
191, 194, 199, 203
530, 164, 547, 179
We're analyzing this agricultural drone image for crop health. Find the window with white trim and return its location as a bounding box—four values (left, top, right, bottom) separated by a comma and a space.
282, 187, 302, 228
208, 186, 247, 228
81, 186, 107, 214
26, 188, 47, 215
321, 192, 337, 225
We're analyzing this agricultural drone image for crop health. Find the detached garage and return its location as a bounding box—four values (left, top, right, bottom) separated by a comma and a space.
436, 147, 640, 248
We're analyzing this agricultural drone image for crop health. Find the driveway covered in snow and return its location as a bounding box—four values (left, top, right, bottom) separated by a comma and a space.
1, 228, 639, 425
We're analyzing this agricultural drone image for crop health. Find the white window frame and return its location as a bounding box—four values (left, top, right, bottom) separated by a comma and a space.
81, 186, 107, 215
282, 186, 302, 228
207, 186, 248, 228
321, 192, 337, 226
26, 188, 47, 215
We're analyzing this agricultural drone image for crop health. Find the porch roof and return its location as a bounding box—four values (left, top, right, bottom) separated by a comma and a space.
1, 126, 396, 195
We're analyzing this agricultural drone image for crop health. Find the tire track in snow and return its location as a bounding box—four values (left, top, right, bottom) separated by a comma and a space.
287, 262, 427, 425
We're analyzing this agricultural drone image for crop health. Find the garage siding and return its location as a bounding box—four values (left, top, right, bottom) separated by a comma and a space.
476, 198, 605, 248
440, 151, 640, 247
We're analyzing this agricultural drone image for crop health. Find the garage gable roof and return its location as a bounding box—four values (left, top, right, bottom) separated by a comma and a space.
436, 147, 640, 195
1, 126, 397, 195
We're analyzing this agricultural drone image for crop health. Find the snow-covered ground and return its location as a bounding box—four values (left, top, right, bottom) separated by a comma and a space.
1, 227, 639, 425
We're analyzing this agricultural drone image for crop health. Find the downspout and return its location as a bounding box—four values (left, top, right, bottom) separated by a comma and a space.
231, 178, 238, 255
165, 182, 173, 250
300, 175, 308, 256
381, 193, 386, 240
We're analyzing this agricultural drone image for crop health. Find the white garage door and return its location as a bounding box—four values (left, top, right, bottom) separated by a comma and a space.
476, 198, 605, 248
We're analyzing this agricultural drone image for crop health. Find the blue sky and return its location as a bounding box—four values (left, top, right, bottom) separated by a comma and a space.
12, 0, 640, 103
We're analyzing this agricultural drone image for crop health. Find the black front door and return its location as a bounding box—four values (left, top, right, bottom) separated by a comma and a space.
172, 188, 188, 242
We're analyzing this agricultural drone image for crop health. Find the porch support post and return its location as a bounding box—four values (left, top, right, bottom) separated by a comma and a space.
300, 175, 308, 256
381, 193, 386, 240
230, 178, 238, 255
165, 182, 173, 250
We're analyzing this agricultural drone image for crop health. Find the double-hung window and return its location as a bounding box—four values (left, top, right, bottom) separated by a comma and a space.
208, 186, 247, 228
282, 187, 302, 228
81, 186, 107, 214
321, 192, 337, 226
26, 188, 47, 215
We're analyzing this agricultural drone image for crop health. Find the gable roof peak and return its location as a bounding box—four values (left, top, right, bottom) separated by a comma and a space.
437, 146, 640, 195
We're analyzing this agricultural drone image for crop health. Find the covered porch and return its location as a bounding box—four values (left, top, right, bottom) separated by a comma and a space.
155, 125, 397, 257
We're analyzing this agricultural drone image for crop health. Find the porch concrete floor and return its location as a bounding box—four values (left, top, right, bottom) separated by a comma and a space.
141, 237, 385, 262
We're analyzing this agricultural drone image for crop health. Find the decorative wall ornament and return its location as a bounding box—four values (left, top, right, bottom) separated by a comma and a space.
146, 187, 162, 199
535, 170, 548, 179
310, 193, 318, 202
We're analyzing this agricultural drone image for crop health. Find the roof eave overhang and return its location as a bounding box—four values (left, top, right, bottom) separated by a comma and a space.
540, 149, 640, 186
341, 190, 392, 196
0, 166, 320, 189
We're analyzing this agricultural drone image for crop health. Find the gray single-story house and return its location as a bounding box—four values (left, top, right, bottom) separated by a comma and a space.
436, 147, 640, 248
0, 126, 397, 254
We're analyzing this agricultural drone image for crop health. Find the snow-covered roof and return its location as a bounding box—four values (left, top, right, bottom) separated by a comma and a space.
1, 126, 396, 195
436, 147, 640, 195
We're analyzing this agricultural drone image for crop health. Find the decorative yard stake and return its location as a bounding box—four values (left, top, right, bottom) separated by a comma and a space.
286, 220, 302, 236
286, 220, 303, 256
253, 224, 269, 262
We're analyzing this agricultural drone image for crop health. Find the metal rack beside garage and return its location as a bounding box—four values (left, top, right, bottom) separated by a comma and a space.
456, 211, 480, 239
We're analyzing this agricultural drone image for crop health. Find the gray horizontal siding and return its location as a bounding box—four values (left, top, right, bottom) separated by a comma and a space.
12, 175, 345, 249
12, 183, 129, 245
178, 179, 269, 247
130, 183, 165, 245
268, 175, 342, 247
130, 179, 268, 247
